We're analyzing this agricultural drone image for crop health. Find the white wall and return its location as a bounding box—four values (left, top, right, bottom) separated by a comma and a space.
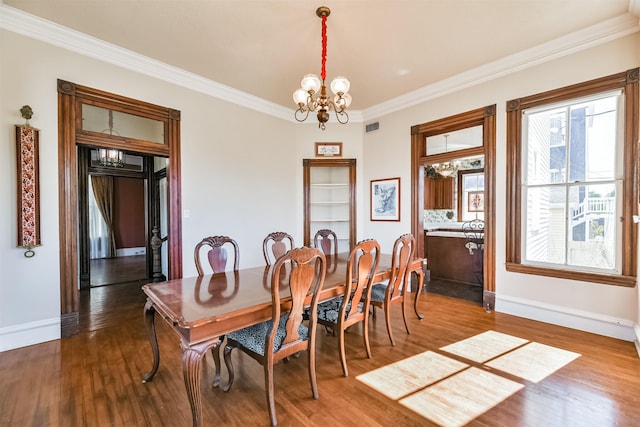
364, 33, 640, 341
0, 28, 366, 350
1, 24, 638, 351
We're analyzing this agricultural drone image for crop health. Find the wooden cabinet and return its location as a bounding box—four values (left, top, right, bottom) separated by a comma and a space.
424, 177, 454, 209
425, 232, 483, 284
303, 158, 356, 252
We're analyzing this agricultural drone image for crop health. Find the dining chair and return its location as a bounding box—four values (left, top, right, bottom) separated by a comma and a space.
369, 233, 415, 346
262, 231, 295, 266
193, 235, 240, 387
194, 235, 240, 275
316, 239, 380, 377
313, 228, 338, 257
222, 247, 326, 427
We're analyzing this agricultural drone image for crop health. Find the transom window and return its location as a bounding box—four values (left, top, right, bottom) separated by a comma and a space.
506, 69, 638, 286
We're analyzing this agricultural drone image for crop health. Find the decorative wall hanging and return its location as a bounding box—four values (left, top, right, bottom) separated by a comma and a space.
370, 177, 401, 221
16, 105, 41, 257
468, 191, 485, 212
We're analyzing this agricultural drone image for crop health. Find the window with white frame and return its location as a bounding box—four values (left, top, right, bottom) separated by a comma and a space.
522, 92, 621, 273
505, 69, 638, 286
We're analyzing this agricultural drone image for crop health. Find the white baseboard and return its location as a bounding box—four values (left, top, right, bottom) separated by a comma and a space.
496, 295, 636, 342
634, 323, 640, 358
116, 247, 146, 257
0, 317, 60, 352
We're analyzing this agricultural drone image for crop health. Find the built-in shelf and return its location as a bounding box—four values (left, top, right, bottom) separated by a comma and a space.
303, 158, 356, 252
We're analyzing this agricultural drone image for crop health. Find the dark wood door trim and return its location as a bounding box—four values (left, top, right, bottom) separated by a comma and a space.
411, 105, 496, 309
57, 80, 182, 337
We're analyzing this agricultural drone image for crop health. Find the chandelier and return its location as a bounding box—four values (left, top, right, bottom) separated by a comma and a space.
293, 6, 351, 130
432, 134, 460, 177
98, 148, 124, 167
98, 109, 124, 167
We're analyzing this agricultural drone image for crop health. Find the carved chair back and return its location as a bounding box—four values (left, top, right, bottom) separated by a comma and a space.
194, 235, 240, 275
262, 231, 295, 266
313, 228, 338, 257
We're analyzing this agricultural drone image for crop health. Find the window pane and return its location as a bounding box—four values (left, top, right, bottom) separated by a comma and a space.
567, 184, 616, 269
568, 97, 617, 182
425, 126, 482, 155
82, 104, 165, 144
526, 95, 618, 187
526, 107, 567, 185
524, 186, 566, 265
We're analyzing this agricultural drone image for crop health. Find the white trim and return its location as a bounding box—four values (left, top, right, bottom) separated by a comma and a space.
630, 0, 640, 18
0, 4, 293, 121
363, 14, 640, 121
0, 4, 637, 124
0, 317, 61, 352
496, 294, 636, 342
116, 247, 146, 257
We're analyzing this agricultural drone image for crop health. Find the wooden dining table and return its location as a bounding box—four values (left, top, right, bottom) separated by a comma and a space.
141, 252, 426, 427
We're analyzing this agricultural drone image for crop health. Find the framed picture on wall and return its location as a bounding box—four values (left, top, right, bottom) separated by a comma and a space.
371, 177, 400, 221
468, 191, 484, 212
315, 142, 342, 157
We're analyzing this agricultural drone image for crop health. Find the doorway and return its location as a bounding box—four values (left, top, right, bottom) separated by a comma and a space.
411, 105, 496, 310
57, 80, 182, 337
79, 148, 168, 289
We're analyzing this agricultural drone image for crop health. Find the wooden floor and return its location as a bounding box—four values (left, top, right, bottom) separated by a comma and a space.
2, 283, 640, 426
90, 255, 147, 287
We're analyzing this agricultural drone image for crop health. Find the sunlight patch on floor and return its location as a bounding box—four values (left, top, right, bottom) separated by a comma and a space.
356, 351, 468, 399
399, 367, 524, 427
440, 330, 528, 363
486, 341, 581, 383
356, 330, 582, 426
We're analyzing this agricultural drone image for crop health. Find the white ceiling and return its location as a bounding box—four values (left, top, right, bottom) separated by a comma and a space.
3, 0, 639, 119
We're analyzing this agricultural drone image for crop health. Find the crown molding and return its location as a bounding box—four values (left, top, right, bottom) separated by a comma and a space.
1, 4, 637, 125
0, 4, 295, 121
363, 13, 640, 121
630, 0, 640, 17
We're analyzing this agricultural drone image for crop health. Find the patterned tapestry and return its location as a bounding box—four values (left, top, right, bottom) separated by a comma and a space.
16, 125, 41, 250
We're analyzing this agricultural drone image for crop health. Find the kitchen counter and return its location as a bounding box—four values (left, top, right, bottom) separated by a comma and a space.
424, 225, 483, 285
424, 222, 464, 231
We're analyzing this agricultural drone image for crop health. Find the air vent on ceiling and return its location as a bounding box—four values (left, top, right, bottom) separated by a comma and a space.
365, 122, 379, 133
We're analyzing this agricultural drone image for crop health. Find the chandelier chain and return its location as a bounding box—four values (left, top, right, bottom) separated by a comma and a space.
321, 15, 327, 81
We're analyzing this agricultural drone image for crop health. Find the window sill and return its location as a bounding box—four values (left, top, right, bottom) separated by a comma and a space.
505, 263, 636, 287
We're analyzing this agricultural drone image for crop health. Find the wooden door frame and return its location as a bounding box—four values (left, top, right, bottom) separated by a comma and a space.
303, 158, 357, 250
57, 80, 182, 337
411, 105, 496, 310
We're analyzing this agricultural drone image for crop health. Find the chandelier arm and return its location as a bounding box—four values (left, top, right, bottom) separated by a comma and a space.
326, 99, 350, 124
334, 109, 349, 124
294, 107, 312, 123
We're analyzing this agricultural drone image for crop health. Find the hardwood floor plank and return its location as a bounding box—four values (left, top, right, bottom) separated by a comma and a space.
1, 286, 639, 427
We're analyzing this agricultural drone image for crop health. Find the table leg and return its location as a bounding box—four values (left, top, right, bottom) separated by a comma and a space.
142, 299, 160, 383
413, 267, 425, 320
181, 338, 221, 427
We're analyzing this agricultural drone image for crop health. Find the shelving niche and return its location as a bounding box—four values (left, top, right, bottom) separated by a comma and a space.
303, 158, 356, 252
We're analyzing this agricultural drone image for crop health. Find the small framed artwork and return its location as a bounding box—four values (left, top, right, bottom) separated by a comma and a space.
371, 177, 400, 221
468, 191, 484, 212
315, 142, 342, 157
